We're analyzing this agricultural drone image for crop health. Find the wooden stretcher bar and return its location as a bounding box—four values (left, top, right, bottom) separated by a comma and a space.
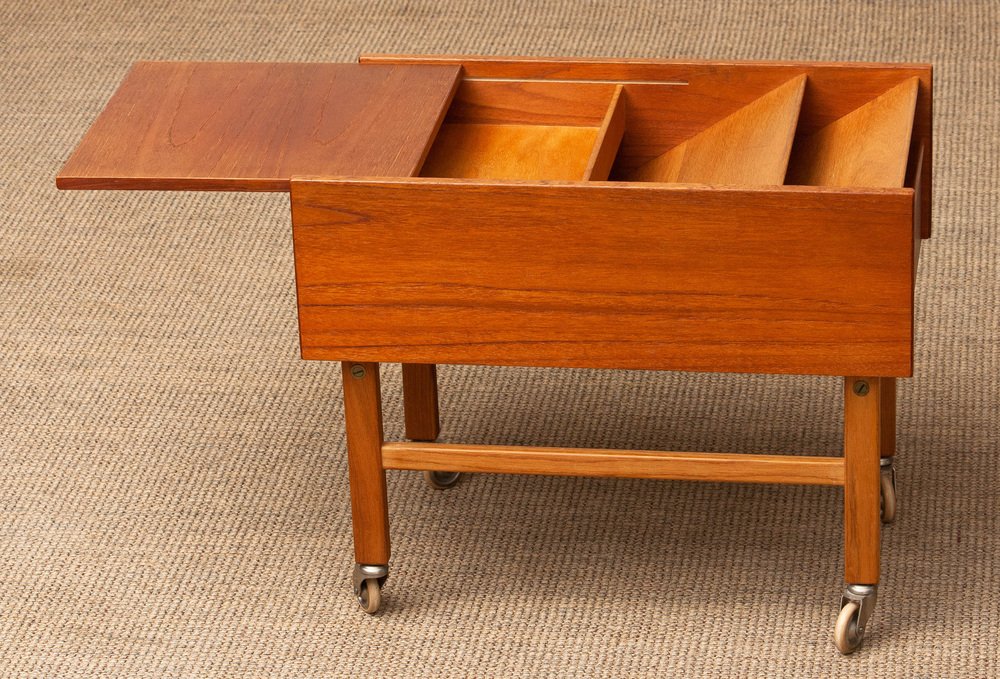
382, 441, 846, 485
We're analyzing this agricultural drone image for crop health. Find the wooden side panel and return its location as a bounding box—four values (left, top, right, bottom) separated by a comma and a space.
909, 144, 925, 271
629, 75, 805, 184
443, 79, 617, 126
291, 178, 915, 376
787, 78, 918, 188
57, 62, 461, 191
361, 54, 932, 238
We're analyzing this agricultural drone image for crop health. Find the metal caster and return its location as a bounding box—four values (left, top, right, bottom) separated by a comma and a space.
834, 584, 878, 654
353, 564, 388, 615
880, 458, 897, 524
423, 470, 461, 490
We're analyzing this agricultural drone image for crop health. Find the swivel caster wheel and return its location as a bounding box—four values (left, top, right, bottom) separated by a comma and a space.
353, 564, 388, 615
424, 470, 461, 490
834, 584, 878, 654
358, 578, 381, 614
880, 458, 897, 524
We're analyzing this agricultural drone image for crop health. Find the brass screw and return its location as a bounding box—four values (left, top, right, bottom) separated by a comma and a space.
853, 380, 870, 396
350, 364, 366, 379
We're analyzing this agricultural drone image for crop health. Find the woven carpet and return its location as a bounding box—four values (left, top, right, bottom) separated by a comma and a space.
2, 1, 998, 676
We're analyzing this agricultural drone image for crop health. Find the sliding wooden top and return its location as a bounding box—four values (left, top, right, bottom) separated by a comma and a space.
57, 62, 461, 191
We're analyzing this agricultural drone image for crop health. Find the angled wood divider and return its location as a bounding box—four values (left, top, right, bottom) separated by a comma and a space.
786, 77, 919, 188
628, 75, 807, 185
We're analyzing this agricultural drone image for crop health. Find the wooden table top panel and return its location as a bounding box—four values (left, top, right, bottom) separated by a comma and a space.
56, 62, 461, 191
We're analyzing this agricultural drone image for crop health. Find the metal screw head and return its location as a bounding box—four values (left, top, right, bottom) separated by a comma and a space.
350, 364, 366, 379
853, 380, 870, 396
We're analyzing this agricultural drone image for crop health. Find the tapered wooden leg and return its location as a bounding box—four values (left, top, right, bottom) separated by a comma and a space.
879, 377, 896, 459
402, 363, 440, 442
843, 377, 881, 584
342, 361, 390, 565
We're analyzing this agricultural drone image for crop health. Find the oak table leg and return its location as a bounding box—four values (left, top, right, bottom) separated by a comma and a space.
342, 361, 390, 613
402, 363, 441, 442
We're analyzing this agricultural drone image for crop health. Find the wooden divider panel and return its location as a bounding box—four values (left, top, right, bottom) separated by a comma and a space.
786, 78, 919, 188
584, 85, 626, 181
628, 75, 806, 184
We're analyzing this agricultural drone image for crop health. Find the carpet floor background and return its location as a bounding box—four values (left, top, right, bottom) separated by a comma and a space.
2, 1, 998, 677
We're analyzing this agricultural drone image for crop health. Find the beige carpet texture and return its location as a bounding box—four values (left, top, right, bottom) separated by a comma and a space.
2, 1, 998, 677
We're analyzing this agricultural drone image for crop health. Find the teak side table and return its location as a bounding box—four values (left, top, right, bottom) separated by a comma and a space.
58, 55, 933, 654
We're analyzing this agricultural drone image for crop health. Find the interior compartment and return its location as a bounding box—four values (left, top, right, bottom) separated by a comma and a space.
604, 75, 918, 190
624, 75, 806, 185
785, 77, 919, 188
421, 72, 920, 191
420, 79, 625, 181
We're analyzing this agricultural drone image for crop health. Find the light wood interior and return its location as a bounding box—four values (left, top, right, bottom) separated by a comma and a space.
421, 123, 601, 180
420, 79, 625, 181
368, 54, 933, 237
627, 75, 807, 185
786, 77, 919, 188
420, 71, 919, 190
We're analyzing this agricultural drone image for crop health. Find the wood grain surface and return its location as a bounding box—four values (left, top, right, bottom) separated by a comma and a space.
361, 54, 933, 238
584, 85, 626, 181
843, 377, 882, 583
57, 61, 460, 191
382, 442, 845, 485
442, 79, 617, 126
401, 364, 441, 441
629, 75, 805, 184
342, 362, 390, 565
420, 123, 600, 180
291, 178, 915, 376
